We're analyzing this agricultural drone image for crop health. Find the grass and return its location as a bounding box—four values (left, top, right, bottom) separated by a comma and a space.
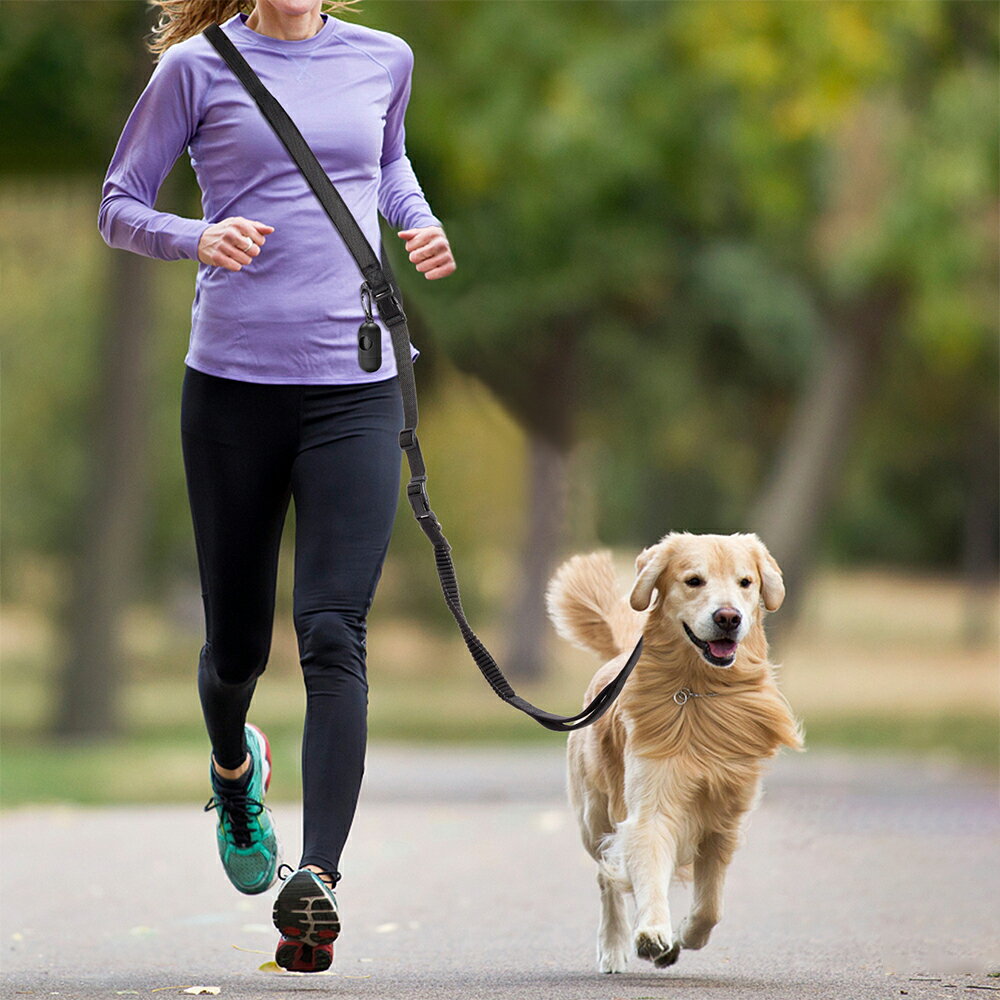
799, 712, 998, 764
2, 709, 996, 810
1, 567, 998, 808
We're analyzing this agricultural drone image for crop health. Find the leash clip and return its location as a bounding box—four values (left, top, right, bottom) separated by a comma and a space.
360, 282, 375, 322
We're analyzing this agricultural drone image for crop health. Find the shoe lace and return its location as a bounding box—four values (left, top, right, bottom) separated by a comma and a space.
204, 788, 265, 849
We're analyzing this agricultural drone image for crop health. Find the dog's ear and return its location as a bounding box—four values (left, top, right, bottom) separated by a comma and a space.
750, 535, 785, 612
629, 535, 677, 611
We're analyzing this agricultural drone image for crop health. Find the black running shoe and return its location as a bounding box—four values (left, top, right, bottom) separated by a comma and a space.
272, 866, 341, 956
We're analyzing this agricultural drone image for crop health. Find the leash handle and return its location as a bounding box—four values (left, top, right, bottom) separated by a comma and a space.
203, 23, 644, 731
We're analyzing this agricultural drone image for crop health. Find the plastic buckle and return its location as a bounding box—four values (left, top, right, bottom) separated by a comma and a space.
406, 476, 431, 517
398, 428, 417, 451
373, 285, 405, 325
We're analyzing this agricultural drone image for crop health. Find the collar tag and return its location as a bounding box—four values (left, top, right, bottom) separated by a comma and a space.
673, 688, 720, 706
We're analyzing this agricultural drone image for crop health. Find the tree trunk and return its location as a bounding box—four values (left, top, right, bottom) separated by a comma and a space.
749, 279, 906, 635
503, 432, 571, 681
960, 406, 999, 648
501, 321, 579, 682
51, 246, 155, 738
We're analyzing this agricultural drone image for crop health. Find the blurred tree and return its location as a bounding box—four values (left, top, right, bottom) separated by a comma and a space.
754, 1, 999, 625
378, 0, 999, 670
830, 3, 999, 647
1, 1, 163, 736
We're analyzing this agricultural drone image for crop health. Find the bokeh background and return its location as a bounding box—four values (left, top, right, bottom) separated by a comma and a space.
1, 0, 997, 807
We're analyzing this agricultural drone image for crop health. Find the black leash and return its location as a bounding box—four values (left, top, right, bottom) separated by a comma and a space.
203, 24, 643, 731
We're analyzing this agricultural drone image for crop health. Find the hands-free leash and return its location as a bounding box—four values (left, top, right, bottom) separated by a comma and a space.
204, 24, 643, 732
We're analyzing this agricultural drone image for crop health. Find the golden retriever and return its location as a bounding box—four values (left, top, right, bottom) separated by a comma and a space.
546, 532, 802, 973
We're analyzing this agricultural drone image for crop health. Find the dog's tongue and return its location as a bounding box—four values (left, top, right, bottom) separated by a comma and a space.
708, 639, 737, 660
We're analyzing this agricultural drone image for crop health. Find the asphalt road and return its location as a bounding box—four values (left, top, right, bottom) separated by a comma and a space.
2, 745, 998, 1000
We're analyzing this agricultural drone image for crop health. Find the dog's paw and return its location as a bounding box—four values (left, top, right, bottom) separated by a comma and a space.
634, 927, 678, 966
654, 942, 681, 967
598, 947, 629, 974
677, 915, 715, 951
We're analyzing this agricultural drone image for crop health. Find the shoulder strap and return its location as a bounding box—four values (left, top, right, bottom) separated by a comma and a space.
202, 23, 644, 732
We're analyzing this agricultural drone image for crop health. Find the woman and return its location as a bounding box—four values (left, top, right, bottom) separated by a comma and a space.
99, 0, 454, 974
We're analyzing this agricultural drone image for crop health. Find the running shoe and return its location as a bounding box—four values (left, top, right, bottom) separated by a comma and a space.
203, 723, 280, 895
272, 866, 341, 971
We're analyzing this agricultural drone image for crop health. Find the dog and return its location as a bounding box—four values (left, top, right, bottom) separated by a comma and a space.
546, 532, 802, 973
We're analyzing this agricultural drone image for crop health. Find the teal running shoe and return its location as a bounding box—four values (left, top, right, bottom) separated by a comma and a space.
203, 723, 280, 895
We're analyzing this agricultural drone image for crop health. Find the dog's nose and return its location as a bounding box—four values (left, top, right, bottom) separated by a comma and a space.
713, 607, 742, 632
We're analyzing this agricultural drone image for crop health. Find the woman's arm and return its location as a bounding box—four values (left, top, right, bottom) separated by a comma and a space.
98, 45, 208, 262
378, 42, 454, 279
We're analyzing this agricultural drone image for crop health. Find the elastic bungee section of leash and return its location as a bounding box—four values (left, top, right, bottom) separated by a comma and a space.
204, 24, 644, 731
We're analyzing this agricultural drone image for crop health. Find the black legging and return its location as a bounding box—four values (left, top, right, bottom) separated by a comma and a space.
180, 364, 403, 877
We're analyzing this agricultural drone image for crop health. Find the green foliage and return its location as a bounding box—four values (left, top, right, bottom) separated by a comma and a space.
372, 0, 996, 557
690, 240, 823, 380
0, 1, 153, 174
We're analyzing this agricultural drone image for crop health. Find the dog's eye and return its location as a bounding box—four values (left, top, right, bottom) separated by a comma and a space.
740, 577, 753, 588
685, 576, 704, 588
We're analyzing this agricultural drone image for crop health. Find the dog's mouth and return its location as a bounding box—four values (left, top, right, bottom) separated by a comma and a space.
682, 622, 738, 667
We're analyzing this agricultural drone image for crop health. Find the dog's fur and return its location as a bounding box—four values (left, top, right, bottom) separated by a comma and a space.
546, 532, 802, 973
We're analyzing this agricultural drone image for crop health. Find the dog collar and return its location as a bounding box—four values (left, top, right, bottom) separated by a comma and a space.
672, 688, 720, 706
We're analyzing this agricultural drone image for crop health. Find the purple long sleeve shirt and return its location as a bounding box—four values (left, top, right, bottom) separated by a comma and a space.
99, 12, 440, 384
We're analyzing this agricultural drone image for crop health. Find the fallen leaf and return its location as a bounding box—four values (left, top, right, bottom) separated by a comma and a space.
255, 964, 337, 977
374, 922, 398, 934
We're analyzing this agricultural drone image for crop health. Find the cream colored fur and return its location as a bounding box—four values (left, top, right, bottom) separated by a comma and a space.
546, 532, 803, 973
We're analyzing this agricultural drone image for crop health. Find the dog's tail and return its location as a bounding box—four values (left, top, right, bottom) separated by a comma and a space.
545, 550, 641, 661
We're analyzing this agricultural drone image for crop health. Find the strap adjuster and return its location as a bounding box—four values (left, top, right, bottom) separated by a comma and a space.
373, 285, 405, 325
399, 428, 418, 451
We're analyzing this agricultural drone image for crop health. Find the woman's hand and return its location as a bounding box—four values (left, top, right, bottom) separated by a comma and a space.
198, 217, 275, 271
398, 226, 456, 280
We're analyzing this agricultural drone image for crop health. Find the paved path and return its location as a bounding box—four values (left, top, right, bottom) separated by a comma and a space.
2, 746, 998, 999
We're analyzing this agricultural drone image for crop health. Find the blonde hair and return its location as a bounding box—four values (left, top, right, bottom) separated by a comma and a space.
147, 1, 359, 55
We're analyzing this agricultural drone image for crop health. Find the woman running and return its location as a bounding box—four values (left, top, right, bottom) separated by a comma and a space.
99, 0, 454, 974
